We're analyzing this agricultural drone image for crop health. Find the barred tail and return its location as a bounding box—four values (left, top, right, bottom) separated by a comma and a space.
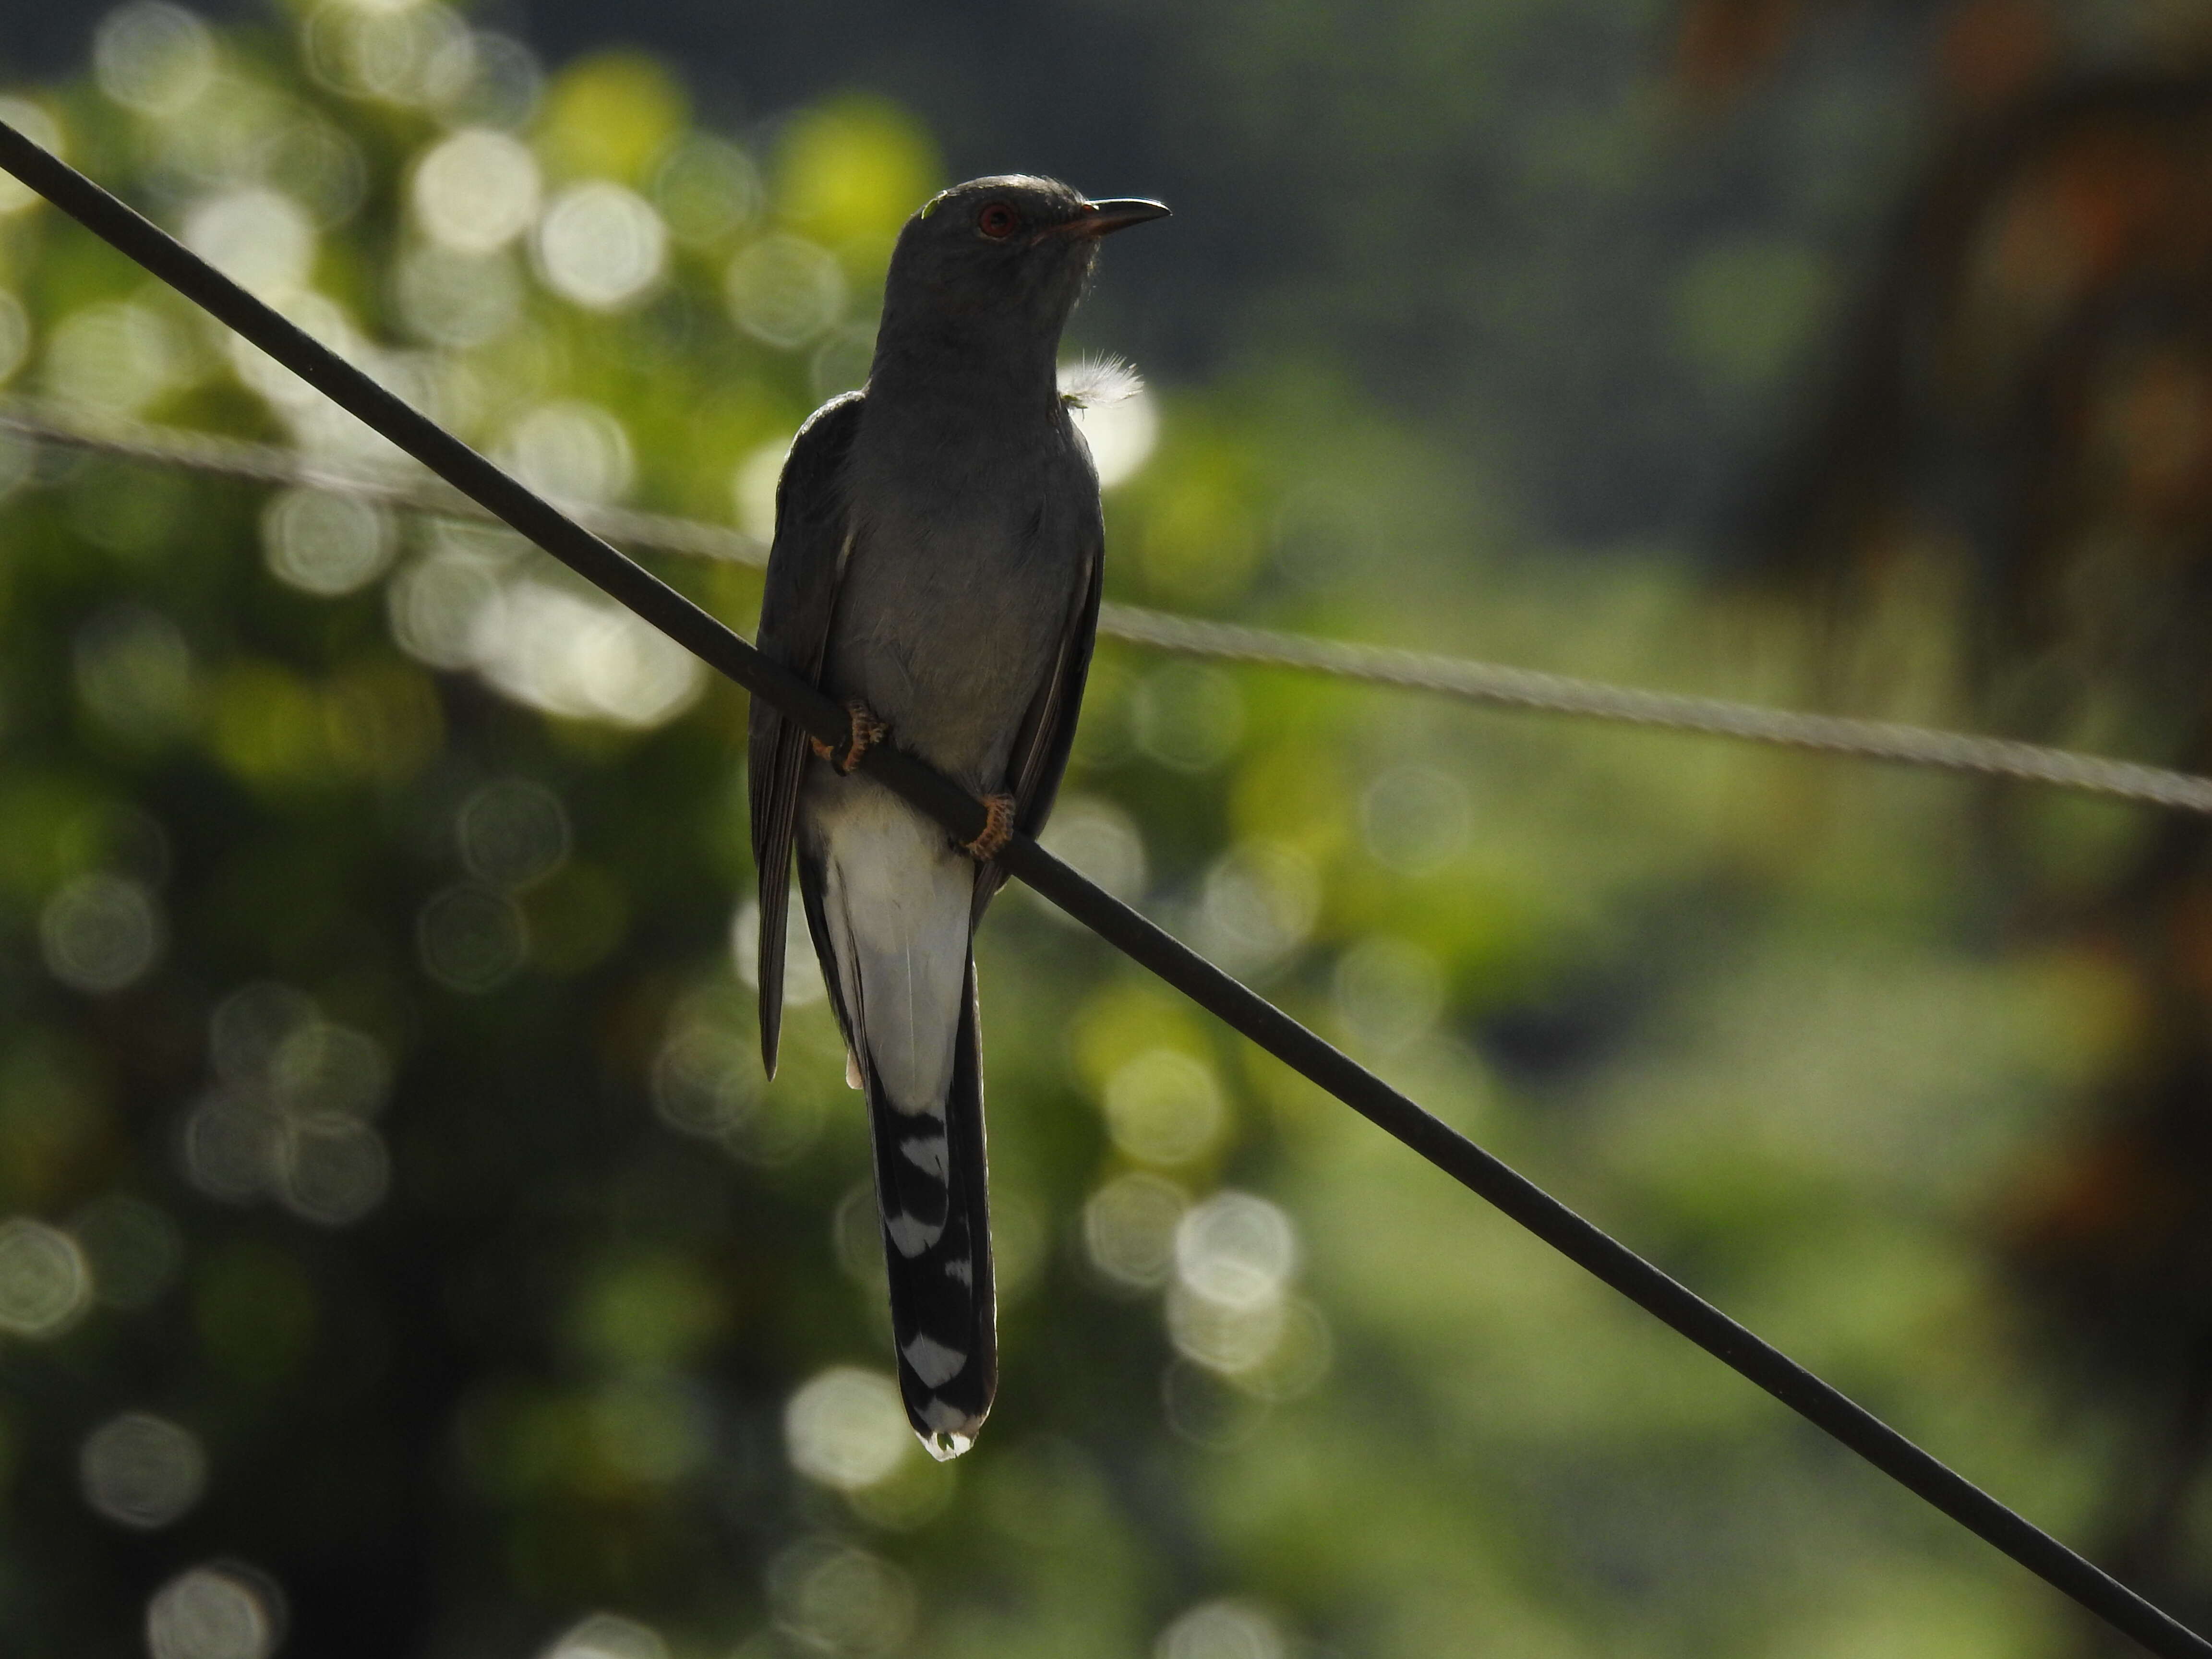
797, 813, 997, 1458
865, 958, 996, 1456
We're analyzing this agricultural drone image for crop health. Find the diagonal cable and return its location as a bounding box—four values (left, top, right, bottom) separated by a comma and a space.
8, 396, 2212, 818
0, 120, 2203, 1659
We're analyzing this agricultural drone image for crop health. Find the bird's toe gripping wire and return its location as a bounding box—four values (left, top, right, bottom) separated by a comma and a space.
810, 700, 887, 774
961, 793, 1017, 861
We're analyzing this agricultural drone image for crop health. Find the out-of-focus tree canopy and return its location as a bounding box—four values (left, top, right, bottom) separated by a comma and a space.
1729, 2, 2212, 1637
0, 1, 2200, 1657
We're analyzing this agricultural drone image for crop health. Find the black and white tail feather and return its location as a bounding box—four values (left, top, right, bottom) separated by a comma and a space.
799, 859, 996, 1456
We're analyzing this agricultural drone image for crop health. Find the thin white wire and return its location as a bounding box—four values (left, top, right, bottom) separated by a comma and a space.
9, 396, 2212, 817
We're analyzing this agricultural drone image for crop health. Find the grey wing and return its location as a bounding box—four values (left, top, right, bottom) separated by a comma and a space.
974, 536, 1105, 911
749, 391, 866, 1075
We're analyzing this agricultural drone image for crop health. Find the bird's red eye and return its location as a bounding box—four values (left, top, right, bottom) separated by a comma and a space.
977, 202, 1021, 240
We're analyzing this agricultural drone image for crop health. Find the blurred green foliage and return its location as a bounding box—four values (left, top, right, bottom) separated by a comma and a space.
0, 2, 2155, 1657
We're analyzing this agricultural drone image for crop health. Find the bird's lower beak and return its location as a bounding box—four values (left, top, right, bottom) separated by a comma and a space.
1064, 198, 1171, 238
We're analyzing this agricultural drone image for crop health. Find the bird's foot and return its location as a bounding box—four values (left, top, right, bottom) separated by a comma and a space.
961, 794, 1017, 862
809, 700, 886, 774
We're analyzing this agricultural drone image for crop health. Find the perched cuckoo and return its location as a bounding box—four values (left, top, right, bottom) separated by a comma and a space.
749, 176, 1167, 1456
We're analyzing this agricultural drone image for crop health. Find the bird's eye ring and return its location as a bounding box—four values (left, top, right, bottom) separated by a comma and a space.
977, 202, 1021, 240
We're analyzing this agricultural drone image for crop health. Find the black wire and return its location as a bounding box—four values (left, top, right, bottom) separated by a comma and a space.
2, 118, 2202, 1659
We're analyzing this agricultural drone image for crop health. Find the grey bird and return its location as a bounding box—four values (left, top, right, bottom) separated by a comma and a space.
748, 176, 1168, 1457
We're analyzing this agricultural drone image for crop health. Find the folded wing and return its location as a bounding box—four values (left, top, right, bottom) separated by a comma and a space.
748, 391, 865, 1075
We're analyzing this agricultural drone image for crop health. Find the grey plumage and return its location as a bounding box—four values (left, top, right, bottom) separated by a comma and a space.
748, 176, 1166, 1457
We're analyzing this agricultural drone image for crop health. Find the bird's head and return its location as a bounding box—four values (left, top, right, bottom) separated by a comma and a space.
881, 175, 1168, 349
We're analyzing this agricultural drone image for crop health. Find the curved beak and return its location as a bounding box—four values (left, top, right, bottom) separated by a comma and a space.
1064, 198, 1171, 239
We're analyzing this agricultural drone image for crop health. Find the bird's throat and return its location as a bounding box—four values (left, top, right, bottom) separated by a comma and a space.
866, 323, 1067, 430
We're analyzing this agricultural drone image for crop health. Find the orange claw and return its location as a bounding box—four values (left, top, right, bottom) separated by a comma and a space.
961, 793, 1016, 861
809, 700, 886, 773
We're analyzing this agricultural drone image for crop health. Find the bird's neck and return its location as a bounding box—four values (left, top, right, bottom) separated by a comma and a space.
866, 309, 1065, 423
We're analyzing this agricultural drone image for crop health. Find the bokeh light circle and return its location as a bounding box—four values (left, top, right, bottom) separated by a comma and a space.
1166, 1280, 1286, 1375
145, 1564, 279, 1659
1155, 1599, 1289, 1659
469, 580, 704, 729
785, 1367, 913, 1491
261, 487, 397, 596
457, 777, 571, 889
1360, 764, 1471, 875
496, 400, 634, 505
1195, 842, 1319, 978
40, 874, 165, 994
393, 244, 522, 347
1036, 794, 1149, 909
1082, 1171, 1189, 1292
1101, 1048, 1228, 1169
652, 135, 759, 246
767, 1537, 916, 1657
1332, 934, 1447, 1054
723, 234, 845, 349
417, 884, 528, 992
80, 1412, 207, 1529
1175, 1191, 1298, 1310
45, 301, 192, 415
95, 3, 218, 117
534, 182, 668, 311
276, 1115, 391, 1226
409, 127, 539, 254
0, 1219, 92, 1337
539, 1611, 667, 1659
270, 1021, 392, 1119
182, 189, 316, 301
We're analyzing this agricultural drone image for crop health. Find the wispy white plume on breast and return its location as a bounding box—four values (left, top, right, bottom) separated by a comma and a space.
1058, 356, 1158, 487
1058, 356, 1144, 409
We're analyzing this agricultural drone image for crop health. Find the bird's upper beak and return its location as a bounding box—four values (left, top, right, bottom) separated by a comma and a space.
1061, 198, 1172, 239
